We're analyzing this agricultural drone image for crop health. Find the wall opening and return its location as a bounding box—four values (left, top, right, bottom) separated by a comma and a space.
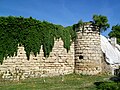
79, 55, 83, 59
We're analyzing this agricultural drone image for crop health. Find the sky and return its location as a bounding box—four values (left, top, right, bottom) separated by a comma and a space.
0, 0, 120, 36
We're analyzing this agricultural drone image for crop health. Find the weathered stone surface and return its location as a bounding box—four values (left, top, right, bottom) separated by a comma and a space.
74, 23, 102, 75
0, 39, 74, 80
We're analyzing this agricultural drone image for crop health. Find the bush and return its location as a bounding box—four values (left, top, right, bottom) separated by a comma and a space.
96, 82, 120, 90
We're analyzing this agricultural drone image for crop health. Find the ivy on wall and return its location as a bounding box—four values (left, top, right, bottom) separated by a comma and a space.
0, 16, 76, 64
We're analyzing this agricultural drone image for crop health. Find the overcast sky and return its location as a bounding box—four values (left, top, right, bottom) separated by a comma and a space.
0, 0, 120, 36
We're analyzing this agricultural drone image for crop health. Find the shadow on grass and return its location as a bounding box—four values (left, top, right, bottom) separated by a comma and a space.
109, 76, 120, 82
94, 81, 104, 86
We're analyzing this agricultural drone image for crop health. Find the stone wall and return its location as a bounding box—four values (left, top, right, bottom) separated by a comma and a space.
74, 23, 102, 75
0, 39, 74, 80
101, 53, 112, 75
0, 23, 104, 80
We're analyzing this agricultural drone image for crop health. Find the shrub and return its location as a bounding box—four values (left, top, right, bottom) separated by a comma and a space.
96, 82, 120, 90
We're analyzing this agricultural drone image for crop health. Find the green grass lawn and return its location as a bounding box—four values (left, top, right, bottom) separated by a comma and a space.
0, 74, 111, 90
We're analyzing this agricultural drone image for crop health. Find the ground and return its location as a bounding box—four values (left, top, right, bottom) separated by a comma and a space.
0, 74, 112, 90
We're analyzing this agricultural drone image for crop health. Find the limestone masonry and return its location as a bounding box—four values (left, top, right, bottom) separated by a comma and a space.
75, 23, 102, 75
0, 22, 103, 80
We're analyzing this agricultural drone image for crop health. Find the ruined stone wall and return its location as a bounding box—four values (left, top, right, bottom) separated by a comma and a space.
100, 52, 112, 75
74, 23, 102, 75
0, 39, 74, 80
0, 23, 104, 80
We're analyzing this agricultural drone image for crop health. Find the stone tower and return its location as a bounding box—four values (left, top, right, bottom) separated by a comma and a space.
74, 22, 102, 75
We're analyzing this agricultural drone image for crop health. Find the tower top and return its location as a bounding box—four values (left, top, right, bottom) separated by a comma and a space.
75, 21, 99, 33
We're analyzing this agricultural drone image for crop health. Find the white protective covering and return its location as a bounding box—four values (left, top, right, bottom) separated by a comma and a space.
101, 35, 120, 64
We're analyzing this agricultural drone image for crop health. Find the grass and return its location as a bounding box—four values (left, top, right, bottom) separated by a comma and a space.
0, 74, 111, 90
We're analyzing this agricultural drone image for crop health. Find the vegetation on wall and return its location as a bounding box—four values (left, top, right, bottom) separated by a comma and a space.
73, 20, 84, 32
92, 14, 110, 32
73, 14, 110, 33
108, 25, 120, 44
0, 16, 76, 63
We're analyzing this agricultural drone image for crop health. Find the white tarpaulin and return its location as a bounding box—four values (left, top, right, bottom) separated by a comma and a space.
101, 35, 120, 64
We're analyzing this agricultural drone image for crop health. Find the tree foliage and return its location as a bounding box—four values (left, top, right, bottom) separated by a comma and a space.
92, 14, 110, 32
108, 25, 120, 44
0, 16, 76, 64
73, 20, 84, 31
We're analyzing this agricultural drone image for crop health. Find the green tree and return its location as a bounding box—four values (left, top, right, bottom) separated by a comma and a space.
92, 14, 110, 32
108, 25, 120, 44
